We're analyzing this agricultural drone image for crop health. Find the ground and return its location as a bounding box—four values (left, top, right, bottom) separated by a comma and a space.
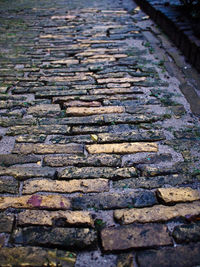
0, 0, 200, 266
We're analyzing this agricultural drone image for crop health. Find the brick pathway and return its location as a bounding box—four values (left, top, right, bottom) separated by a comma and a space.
0, 0, 200, 266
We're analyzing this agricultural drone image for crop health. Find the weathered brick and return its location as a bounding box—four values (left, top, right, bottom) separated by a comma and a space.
0, 177, 19, 193
12, 143, 83, 154
16, 135, 46, 143
157, 187, 200, 204
43, 154, 121, 167
0, 167, 55, 180
13, 227, 97, 249
27, 104, 61, 117
0, 117, 37, 127
117, 253, 134, 267
58, 166, 137, 179
172, 223, 200, 243
97, 77, 146, 84
0, 154, 40, 166
23, 178, 109, 194
101, 224, 172, 251
7, 125, 71, 136
0, 213, 14, 233
86, 142, 158, 154
0, 247, 76, 267
72, 191, 157, 210
63, 100, 101, 107
113, 175, 193, 190
18, 210, 94, 227
139, 165, 179, 177
66, 106, 125, 116
0, 194, 71, 210
114, 201, 200, 224
136, 244, 200, 267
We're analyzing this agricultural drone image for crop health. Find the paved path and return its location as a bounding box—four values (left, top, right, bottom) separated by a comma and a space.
0, 0, 200, 266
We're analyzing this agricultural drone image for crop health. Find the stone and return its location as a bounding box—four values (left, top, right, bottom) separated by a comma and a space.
156, 187, 200, 204
0, 213, 14, 233
103, 113, 161, 124
7, 125, 71, 136
117, 253, 134, 267
0, 117, 37, 127
0, 154, 40, 166
136, 243, 200, 267
86, 142, 158, 154
0, 167, 55, 180
18, 210, 94, 227
66, 106, 125, 116
0, 194, 71, 210
43, 154, 121, 167
101, 224, 172, 251
23, 178, 109, 194
13, 227, 97, 249
12, 143, 83, 154
16, 135, 46, 143
0, 247, 76, 267
27, 104, 61, 117
113, 174, 194, 190
0, 177, 19, 193
97, 77, 146, 84
172, 223, 200, 243
97, 130, 165, 143
63, 100, 101, 107
58, 166, 137, 179
139, 165, 179, 177
72, 191, 157, 210
114, 201, 200, 224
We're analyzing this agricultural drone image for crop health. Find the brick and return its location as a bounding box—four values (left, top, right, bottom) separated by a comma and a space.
113, 174, 194, 190
0, 213, 14, 233
139, 165, 179, 177
117, 253, 134, 267
16, 135, 46, 143
43, 154, 121, 167
86, 142, 158, 154
156, 187, 200, 204
172, 223, 200, 243
0, 117, 37, 127
23, 178, 109, 194
49, 59, 79, 65
0, 194, 71, 210
66, 106, 125, 116
136, 244, 200, 267
72, 191, 157, 210
0, 177, 19, 193
7, 125, 71, 136
27, 104, 61, 117
101, 224, 172, 251
58, 166, 137, 179
18, 210, 94, 227
0, 167, 55, 180
90, 88, 141, 95
97, 77, 146, 84
13, 227, 97, 249
12, 143, 83, 154
114, 201, 200, 224
0, 154, 40, 166
63, 100, 101, 107
0, 247, 76, 267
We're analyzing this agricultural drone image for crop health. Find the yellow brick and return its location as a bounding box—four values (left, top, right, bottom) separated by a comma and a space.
66, 106, 125, 116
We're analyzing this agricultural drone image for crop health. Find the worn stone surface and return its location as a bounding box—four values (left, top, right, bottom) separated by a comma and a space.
13, 227, 97, 249
172, 223, 200, 243
0, 154, 40, 166
44, 154, 121, 167
15, 135, 46, 143
0, 177, 19, 193
101, 224, 172, 251
18, 210, 94, 227
136, 244, 200, 267
0, 195, 71, 210
23, 178, 109, 194
27, 104, 61, 116
117, 253, 134, 267
0, 213, 14, 233
58, 166, 137, 179
0, 247, 76, 267
72, 191, 157, 210
66, 106, 125, 116
12, 143, 84, 154
0, 167, 55, 180
157, 187, 200, 204
86, 142, 158, 154
114, 201, 200, 224
7, 125, 71, 135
